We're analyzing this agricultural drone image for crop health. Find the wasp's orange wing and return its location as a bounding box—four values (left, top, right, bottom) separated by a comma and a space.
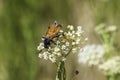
49, 25, 61, 39
45, 24, 62, 40
45, 24, 56, 39
54, 24, 61, 34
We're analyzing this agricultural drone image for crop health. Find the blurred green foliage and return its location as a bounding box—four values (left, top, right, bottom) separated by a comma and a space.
0, 0, 71, 80
0, 0, 120, 80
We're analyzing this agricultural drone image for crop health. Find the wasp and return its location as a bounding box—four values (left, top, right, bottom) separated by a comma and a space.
43, 21, 62, 48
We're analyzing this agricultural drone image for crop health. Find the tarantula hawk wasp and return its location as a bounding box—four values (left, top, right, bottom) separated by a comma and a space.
43, 21, 63, 48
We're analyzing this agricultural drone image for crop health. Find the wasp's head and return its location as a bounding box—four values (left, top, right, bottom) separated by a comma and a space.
44, 38, 51, 48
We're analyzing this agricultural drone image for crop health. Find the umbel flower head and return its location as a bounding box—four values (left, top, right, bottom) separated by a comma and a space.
37, 24, 85, 63
99, 56, 120, 76
78, 44, 105, 66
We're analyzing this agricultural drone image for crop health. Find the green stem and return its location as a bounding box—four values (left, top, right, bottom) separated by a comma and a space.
56, 61, 66, 80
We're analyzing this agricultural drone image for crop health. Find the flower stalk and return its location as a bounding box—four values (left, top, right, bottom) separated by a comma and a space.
56, 61, 66, 80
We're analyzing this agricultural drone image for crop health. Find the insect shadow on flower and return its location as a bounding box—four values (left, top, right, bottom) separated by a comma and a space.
42, 21, 63, 48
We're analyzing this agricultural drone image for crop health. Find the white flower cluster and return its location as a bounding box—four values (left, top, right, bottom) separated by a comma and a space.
78, 44, 105, 66
99, 56, 120, 76
37, 25, 85, 63
65, 25, 84, 48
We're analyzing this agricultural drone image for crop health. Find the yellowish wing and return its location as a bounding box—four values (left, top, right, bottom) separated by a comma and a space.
45, 24, 61, 40
45, 24, 55, 39
49, 25, 61, 39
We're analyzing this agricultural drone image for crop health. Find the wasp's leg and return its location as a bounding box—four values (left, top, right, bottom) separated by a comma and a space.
50, 40, 60, 47
55, 32, 64, 38
55, 32, 65, 41
50, 40, 57, 45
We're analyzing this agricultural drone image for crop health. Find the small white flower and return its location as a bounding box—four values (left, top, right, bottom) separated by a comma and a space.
67, 25, 71, 28
72, 31, 75, 34
53, 52, 57, 55
72, 42, 76, 45
60, 30, 63, 33
57, 52, 62, 57
49, 54, 56, 63
50, 58, 56, 63
61, 45, 66, 50
41, 38, 44, 41
43, 52, 49, 60
77, 26, 82, 31
70, 35, 75, 39
37, 43, 44, 51
75, 41, 79, 45
62, 57, 66, 61
75, 26, 84, 37
67, 25, 74, 30
54, 47, 60, 52
65, 42, 69, 46
37, 46, 41, 51
72, 48, 77, 53
38, 54, 43, 58
48, 47, 52, 51
67, 31, 72, 36
76, 38, 80, 42
53, 52, 61, 57
57, 41, 60, 44
85, 38, 88, 41
75, 31, 81, 36
77, 26, 84, 33
69, 26, 74, 30
63, 48, 69, 54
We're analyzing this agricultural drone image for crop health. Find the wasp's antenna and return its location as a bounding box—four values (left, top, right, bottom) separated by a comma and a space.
50, 40, 56, 45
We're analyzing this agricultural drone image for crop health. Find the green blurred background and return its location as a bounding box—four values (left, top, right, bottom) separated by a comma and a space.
0, 0, 120, 80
